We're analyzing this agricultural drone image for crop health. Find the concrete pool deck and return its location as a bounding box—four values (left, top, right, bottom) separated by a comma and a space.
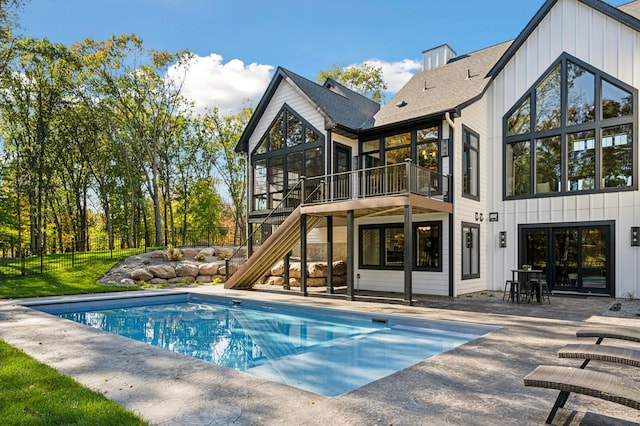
1, 286, 639, 425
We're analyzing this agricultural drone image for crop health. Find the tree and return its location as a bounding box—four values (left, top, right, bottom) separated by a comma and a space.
316, 63, 387, 103
0, 0, 25, 79
194, 107, 249, 244
74, 34, 193, 246
0, 37, 79, 255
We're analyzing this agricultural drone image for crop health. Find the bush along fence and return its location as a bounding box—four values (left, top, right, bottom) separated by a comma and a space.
0, 227, 235, 279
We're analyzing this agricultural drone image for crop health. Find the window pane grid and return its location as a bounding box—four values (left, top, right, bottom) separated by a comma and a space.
504, 54, 636, 198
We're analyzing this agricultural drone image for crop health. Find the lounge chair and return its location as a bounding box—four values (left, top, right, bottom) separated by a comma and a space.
524, 365, 640, 424
576, 326, 640, 345
558, 343, 640, 369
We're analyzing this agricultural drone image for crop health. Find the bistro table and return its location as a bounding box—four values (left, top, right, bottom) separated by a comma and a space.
511, 269, 544, 304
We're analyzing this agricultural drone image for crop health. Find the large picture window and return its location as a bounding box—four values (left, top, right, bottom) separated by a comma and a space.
359, 221, 442, 271
251, 105, 324, 210
504, 53, 637, 198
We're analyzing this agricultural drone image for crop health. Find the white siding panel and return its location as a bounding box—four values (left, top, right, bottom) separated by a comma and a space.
487, 0, 640, 296
354, 213, 450, 296
247, 81, 326, 155
562, 0, 577, 54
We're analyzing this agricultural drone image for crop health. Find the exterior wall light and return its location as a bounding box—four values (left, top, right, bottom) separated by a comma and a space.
499, 231, 507, 248
632, 227, 640, 246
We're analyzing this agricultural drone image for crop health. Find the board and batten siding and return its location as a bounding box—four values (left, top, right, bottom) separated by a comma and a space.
488, 0, 640, 297
353, 213, 450, 296
247, 81, 326, 155
454, 100, 490, 296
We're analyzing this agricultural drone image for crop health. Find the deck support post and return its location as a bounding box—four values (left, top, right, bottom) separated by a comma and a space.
346, 210, 354, 301
404, 204, 413, 306
300, 213, 308, 297
327, 216, 334, 294
283, 252, 290, 290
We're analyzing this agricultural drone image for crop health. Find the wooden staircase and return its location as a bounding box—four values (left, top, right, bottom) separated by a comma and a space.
224, 206, 322, 290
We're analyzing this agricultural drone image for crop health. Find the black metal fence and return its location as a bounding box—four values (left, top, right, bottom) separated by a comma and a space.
0, 227, 234, 279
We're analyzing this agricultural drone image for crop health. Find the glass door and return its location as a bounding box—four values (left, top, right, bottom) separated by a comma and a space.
553, 229, 579, 290
333, 144, 351, 200
521, 223, 613, 295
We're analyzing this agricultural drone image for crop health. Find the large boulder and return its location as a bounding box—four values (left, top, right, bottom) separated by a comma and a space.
150, 250, 168, 260
120, 278, 136, 286
307, 277, 327, 287
332, 260, 347, 276
130, 268, 153, 281
265, 276, 285, 286
288, 278, 301, 287
149, 278, 167, 285
198, 263, 219, 275
289, 262, 302, 278
148, 264, 177, 279
169, 276, 195, 284
198, 247, 215, 257
270, 260, 285, 276
176, 263, 199, 277
181, 248, 198, 258
308, 262, 328, 278
333, 275, 347, 285
196, 275, 214, 284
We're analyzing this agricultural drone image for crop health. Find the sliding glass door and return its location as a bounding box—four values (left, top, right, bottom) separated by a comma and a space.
520, 223, 613, 295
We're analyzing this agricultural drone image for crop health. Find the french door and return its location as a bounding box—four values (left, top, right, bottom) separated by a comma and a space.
333, 143, 351, 200
520, 222, 613, 295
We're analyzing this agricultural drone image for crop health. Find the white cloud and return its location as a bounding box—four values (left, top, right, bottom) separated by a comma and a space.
169, 53, 273, 116
363, 58, 422, 94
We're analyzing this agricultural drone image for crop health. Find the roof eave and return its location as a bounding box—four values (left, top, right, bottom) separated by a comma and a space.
487, 0, 640, 79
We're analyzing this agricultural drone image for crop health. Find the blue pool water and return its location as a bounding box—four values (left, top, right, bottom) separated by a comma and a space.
30, 293, 496, 397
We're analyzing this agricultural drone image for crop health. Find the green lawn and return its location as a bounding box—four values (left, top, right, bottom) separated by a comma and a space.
1, 257, 150, 425
0, 257, 140, 299
0, 340, 149, 425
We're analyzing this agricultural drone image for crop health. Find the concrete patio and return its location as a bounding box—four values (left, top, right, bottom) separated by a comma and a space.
1, 286, 639, 425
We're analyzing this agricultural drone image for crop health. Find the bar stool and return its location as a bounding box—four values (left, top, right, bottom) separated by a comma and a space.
503, 280, 521, 303
529, 279, 552, 304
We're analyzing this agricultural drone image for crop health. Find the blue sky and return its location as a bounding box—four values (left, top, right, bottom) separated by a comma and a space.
19, 0, 629, 114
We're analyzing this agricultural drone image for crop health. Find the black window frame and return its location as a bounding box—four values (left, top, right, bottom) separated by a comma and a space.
503, 52, 638, 200
462, 126, 480, 200
358, 124, 441, 171
250, 104, 325, 211
358, 221, 442, 272
461, 222, 480, 280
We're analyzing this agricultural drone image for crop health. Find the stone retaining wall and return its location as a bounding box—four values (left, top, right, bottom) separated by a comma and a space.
125, 248, 235, 286
257, 260, 347, 287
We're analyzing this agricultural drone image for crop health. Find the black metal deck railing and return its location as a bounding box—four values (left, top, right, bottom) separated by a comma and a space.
309, 162, 451, 203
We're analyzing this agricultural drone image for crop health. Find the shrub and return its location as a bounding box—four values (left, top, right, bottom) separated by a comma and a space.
167, 245, 183, 261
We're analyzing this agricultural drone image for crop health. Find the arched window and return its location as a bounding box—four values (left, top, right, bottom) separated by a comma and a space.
252, 105, 324, 210
504, 53, 637, 199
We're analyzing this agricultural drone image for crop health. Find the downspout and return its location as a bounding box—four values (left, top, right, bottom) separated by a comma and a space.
445, 111, 455, 129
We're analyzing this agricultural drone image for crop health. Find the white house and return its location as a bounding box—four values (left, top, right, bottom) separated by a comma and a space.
228, 0, 640, 303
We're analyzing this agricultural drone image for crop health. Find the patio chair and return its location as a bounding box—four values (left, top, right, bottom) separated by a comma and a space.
558, 343, 640, 369
524, 365, 640, 424
576, 326, 640, 345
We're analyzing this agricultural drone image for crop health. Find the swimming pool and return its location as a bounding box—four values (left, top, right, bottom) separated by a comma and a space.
28, 293, 496, 397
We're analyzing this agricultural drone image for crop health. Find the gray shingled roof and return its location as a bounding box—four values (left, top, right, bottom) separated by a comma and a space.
374, 41, 512, 127
235, 67, 380, 152
283, 69, 380, 132
619, 0, 640, 19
